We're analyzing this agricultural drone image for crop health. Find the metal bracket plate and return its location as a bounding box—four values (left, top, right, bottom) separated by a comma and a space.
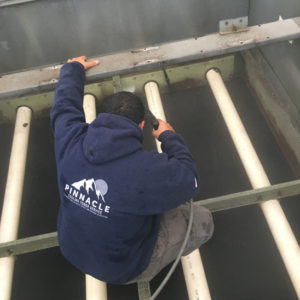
219, 16, 249, 35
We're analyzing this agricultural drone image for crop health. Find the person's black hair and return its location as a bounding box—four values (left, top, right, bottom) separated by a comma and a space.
100, 91, 145, 124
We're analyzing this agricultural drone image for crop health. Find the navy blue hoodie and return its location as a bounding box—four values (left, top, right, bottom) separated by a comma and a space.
50, 62, 200, 284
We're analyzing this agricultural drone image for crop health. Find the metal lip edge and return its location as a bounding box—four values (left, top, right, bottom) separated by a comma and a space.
0, 0, 37, 7
1, 17, 300, 100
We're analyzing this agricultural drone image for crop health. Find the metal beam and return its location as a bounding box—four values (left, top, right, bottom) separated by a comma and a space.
137, 282, 151, 300
0, 0, 37, 7
0, 232, 58, 257
1, 180, 299, 256
199, 179, 300, 212
1, 17, 300, 100
0, 56, 234, 123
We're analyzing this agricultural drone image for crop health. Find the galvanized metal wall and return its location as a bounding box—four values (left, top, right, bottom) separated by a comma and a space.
0, 0, 248, 75
257, 40, 300, 114
249, 0, 300, 25
249, 0, 300, 116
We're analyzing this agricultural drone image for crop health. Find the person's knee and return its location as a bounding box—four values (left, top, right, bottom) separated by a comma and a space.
201, 207, 214, 240
194, 205, 214, 244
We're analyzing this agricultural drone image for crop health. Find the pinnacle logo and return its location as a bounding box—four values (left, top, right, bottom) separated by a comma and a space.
72, 178, 108, 202
64, 178, 110, 218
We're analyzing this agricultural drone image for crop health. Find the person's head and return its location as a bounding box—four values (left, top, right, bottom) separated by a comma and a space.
100, 91, 145, 129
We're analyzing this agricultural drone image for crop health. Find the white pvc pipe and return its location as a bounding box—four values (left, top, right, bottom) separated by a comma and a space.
144, 82, 167, 152
85, 274, 108, 300
0, 106, 32, 300
83, 94, 97, 124
83, 94, 108, 300
206, 69, 300, 298
144, 82, 212, 300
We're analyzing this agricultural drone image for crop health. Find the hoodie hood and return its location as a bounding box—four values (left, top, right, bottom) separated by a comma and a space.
83, 113, 143, 164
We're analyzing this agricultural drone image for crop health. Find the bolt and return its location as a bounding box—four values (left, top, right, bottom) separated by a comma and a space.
7, 249, 14, 256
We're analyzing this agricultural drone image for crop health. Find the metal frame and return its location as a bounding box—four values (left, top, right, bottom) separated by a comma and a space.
0, 17, 300, 100
0, 0, 37, 7
0, 179, 299, 258
0, 55, 234, 123
200, 179, 300, 212
137, 282, 152, 300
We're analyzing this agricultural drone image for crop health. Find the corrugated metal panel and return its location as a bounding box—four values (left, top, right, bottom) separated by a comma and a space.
0, 0, 248, 74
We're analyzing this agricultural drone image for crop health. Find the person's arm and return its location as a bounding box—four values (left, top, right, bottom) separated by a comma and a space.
50, 56, 99, 158
128, 119, 200, 215
152, 119, 199, 185
159, 131, 200, 187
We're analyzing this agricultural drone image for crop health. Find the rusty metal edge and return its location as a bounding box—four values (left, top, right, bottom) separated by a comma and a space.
1, 17, 300, 100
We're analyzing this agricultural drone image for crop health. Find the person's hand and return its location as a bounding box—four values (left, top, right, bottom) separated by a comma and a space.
152, 119, 175, 139
67, 56, 99, 70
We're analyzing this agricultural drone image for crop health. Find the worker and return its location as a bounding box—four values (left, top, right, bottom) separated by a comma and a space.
50, 56, 214, 284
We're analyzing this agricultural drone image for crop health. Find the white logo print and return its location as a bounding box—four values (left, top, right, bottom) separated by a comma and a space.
72, 178, 108, 202
64, 178, 110, 218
